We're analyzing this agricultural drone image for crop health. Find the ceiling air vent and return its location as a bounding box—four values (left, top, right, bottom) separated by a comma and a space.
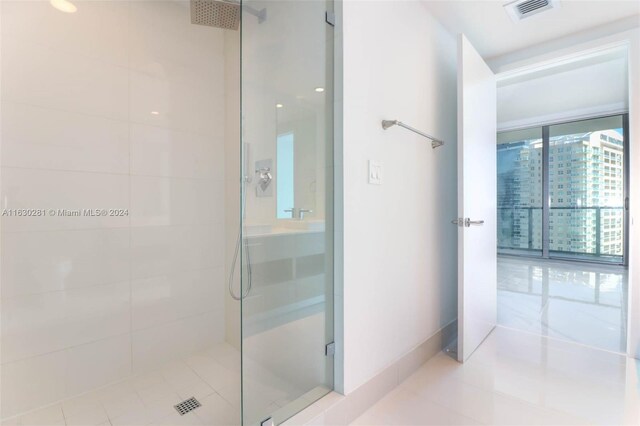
504, 0, 561, 22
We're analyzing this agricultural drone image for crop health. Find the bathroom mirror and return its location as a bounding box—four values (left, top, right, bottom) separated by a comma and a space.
275, 98, 325, 221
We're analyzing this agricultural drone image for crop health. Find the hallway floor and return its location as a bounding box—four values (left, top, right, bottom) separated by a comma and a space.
351, 327, 640, 425
498, 256, 627, 353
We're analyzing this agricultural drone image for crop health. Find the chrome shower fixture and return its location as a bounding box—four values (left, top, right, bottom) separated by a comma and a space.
190, 0, 266, 30
191, 0, 240, 30
256, 167, 272, 191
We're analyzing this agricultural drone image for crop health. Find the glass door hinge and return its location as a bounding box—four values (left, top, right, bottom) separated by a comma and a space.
325, 11, 335, 26
325, 342, 335, 356
260, 417, 274, 426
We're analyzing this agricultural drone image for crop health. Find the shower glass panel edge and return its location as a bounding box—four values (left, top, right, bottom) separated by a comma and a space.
240, 0, 335, 424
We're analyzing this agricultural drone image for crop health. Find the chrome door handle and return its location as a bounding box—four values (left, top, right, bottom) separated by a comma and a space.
452, 218, 484, 227
465, 218, 484, 227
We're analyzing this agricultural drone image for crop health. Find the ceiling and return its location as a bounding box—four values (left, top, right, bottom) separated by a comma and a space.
422, 0, 640, 60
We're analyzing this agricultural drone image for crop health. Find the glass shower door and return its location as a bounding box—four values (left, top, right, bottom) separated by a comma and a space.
240, 0, 334, 424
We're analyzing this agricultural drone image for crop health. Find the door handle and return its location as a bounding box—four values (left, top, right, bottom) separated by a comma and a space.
465, 218, 484, 227
452, 218, 484, 227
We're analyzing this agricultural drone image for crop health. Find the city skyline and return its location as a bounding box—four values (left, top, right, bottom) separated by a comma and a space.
497, 124, 625, 261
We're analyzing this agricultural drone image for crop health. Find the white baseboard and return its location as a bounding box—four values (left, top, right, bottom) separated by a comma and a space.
283, 320, 457, 426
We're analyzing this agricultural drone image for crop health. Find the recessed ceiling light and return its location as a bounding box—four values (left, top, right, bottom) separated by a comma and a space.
276, 103, 283, 108
151, 111, 160, 115
50, 0, 77, 13
314, 87, 325, 93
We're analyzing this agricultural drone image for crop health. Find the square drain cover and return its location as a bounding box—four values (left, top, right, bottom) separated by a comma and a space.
174, 397, 201, 416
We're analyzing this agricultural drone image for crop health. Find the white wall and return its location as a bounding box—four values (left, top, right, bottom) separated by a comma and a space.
490, 27, 640, 360
497, 55, 628, 130
0, 1, 228, 417
340, 0, 458, 394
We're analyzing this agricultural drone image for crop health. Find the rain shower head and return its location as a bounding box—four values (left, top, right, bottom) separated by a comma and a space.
191, 0, 240, 30
190, 0, 266, 30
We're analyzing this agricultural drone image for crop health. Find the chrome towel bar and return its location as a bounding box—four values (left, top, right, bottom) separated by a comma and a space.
381, 119, 444, 149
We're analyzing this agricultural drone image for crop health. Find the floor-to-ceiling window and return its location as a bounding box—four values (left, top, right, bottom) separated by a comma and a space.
497, 114, 629, 265
498, 127, 543, 256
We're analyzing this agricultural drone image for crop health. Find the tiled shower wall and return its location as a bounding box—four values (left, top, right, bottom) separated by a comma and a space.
0, 1, 227, 418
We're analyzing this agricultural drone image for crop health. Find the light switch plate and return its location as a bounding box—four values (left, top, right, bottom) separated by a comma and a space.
368, 160, 382, 185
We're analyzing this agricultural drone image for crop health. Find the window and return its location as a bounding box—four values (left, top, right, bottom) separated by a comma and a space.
497, 115, 627, 264
497, 128, 543, 253
276, 132, 295, 219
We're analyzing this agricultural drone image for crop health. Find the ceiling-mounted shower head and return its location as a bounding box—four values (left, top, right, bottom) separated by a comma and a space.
191, 0, 240, 30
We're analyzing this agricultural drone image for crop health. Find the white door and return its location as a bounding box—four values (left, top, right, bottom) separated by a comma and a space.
456, 34, 497, 362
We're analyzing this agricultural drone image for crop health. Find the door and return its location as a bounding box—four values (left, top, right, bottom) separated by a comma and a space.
456, 34, 497, 362
240, 0, 335, 425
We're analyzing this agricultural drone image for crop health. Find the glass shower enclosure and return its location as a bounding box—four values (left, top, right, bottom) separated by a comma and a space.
239, 0, 335, 424
0, 0, 334, 425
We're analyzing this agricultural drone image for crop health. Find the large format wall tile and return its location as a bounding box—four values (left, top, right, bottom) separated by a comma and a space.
130, 123, 223, 179
131, 225, 224, 279
128, 0, 224, 75
132, 311, 223, 373
1, 102, 129, 174
0, 334, 132, 419
1, 0, 130, 68
130, 176, 223, 227
0, 0, 228, 418
129, 70, 224, 136
131, 267, 224, 331
1, 349, 67, 417
1, 228, 130, 298
1, 281, 131, 363
2, 40, 128, 121
64, 334, 132, 397
0, 168, 130, 232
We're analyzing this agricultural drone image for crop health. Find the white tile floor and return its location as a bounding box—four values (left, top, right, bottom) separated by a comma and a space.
1, 339, 321, 426
352, 326, 640, 426
497, 256, 627, 353
1, 343, 241, 426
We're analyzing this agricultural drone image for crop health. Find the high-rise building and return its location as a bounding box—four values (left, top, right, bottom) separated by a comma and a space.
498, 129, 624, 259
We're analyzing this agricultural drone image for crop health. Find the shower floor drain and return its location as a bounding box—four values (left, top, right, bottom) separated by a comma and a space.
174, 397, 202, 416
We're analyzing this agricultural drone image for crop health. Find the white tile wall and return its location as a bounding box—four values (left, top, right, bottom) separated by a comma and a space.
131, 267, 225, 331
1, 228, 130, 298
2, 40, 129, 120
1, 168, 130, 232
130, 123, 223, 180
1, 102, 129, 174
0, 0, 228, 419
130, 176, 222, 227
130, 225, 224, 279
1, 281, 131, 363
132, 312, 224, 373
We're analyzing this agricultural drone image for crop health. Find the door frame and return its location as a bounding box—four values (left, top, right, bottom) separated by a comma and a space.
493, 34, 639, 360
